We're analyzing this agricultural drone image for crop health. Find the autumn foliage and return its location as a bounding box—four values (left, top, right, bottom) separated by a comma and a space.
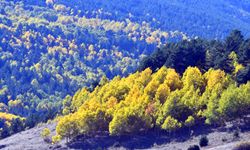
56, 67, 250, 140
0, 112, 25, 138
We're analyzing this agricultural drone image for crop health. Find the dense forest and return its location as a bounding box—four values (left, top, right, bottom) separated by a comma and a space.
53, 30, 250, 142
54, 30, 250, 142
0, 0, 250, 142
0, 0, 185, 131
55, 66, 250, 142
20, 0, 250, 38
139, 30, 250, 84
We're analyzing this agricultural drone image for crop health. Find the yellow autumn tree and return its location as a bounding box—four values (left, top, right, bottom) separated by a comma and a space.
155, 83, 171, 104
182, 67, 205, 91
70, 87, 89, 112
56, 114, 80, 142
161, 116, 181, 132
164, 68, 182, 91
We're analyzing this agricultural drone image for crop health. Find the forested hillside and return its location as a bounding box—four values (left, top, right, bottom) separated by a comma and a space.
55, 66, 250, 142
139, 30, 250, 84
0, 0, 250, 141
19, 0, 250, 38
54, 30, 250, 143
0, 0, 185, 131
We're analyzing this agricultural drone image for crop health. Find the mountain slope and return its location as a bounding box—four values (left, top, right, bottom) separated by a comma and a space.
0, 0, 185, 127
1, 0, 250, 138
42, 0, 250, 38
0, 121, 249, 150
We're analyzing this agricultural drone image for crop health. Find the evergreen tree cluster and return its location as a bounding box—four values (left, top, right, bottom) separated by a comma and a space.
139, 30, 250, 84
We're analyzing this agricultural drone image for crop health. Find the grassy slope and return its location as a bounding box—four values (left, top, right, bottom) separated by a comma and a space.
0, 120, 249, 150
0, 123, 57, 150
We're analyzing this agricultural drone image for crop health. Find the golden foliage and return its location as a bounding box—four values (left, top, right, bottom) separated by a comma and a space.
56, 67, 250, 139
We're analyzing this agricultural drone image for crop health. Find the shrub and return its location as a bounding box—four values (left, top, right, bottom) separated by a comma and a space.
187, 145, 200, 150
233, 142, 250, 150
222, 137, 227, 142
199, 136, 209, 147
41, 128, 51, 143
41, 128, 51, 138
52, 135, 61, 144
233, 128, 240, 139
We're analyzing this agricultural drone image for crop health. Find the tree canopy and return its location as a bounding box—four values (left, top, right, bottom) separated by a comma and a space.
56, 67, 250, 141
